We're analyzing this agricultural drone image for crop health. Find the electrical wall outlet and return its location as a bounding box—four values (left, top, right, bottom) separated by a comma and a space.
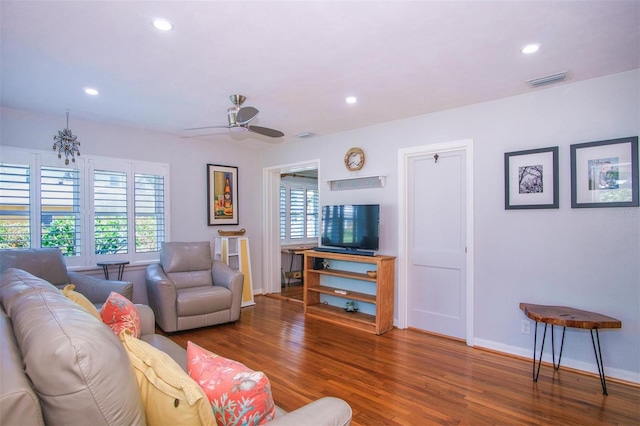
521, 319, 531, 335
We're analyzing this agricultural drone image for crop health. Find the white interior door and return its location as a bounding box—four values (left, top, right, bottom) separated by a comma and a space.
407, 149, 467, 339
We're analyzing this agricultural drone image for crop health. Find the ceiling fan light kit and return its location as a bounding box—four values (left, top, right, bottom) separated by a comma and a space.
183, 95, 284, 139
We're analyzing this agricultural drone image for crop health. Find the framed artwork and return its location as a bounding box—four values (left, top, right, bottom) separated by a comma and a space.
207, 164, 238, 225
570, 136, 638, 208
504, 146, 559, 209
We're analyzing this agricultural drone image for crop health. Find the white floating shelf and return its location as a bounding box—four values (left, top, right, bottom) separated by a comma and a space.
325, 175, 386, 191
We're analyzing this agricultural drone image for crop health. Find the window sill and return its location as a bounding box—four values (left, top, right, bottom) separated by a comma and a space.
68, 260, 158, 274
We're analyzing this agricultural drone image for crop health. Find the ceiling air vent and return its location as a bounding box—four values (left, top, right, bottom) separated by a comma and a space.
296, 132, 314, 138
527, 71, 568, 88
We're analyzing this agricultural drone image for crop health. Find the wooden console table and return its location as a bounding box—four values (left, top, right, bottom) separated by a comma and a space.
520, 303, 621, 395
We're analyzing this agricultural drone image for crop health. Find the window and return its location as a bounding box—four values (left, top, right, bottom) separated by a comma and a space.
94, 169, 128, 254
306, 188, 319, 239
290, 188, 306, 239
279, 185, 286, 239
40, 166, 81, 256
0, 163, 30, 248
280, 177, 318, 245
0, 147, 168, 265
135, 173, 165, 253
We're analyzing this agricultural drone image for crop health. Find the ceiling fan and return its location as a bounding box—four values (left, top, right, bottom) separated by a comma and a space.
183, 95, 284, 139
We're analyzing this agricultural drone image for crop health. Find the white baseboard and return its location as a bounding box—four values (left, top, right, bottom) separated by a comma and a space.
473, 338, 640, 384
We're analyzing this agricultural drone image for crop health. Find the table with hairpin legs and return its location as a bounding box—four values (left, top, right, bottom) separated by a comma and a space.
520, 303, 621, 395
97, 261, 129, 281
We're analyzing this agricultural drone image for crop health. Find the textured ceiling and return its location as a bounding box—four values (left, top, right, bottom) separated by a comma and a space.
1, 1, 638, 147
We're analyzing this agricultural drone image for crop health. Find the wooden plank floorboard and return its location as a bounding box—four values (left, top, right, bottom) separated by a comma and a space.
163, 296, 640, 425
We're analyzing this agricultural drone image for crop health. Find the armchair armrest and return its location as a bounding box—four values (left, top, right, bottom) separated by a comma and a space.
212, 260, 243, 292
67, 271, 133, 304
145, 263, 178, 332
268, 397, 352, 426
135, 304, 156, 336
212, 260, 244, 321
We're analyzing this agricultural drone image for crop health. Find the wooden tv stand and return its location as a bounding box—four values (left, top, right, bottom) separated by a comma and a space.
303, 250, 395, 335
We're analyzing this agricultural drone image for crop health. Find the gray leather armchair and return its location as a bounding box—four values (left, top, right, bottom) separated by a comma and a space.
0, 248, 133, 305
145, 241, 244, 332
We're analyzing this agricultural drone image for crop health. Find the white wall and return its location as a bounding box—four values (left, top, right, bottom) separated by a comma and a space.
2, 70, 638, 382
260, 70, 640, 382
0, 107, 266, 298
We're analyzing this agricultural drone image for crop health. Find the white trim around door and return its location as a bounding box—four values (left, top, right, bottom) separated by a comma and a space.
262, 160, 321, 295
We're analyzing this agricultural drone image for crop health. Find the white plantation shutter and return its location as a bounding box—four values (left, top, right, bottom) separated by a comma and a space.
0, 163, 30, 248
280, 186, 286, 239
135, 173, 165, 253
40, 166, 81, 256
306, 188, 318, 238
94, 169, 128, 254
289, 188, 305, 239
280, 181, 318, 244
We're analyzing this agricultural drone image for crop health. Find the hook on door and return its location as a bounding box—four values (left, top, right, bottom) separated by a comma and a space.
434, 153, 439, 163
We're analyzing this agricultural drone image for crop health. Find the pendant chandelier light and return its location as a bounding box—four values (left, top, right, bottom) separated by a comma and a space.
53, 112, 81, 165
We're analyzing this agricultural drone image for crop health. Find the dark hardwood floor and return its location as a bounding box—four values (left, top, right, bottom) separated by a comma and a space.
279, 282, 303, 301
165, 296, 640, 425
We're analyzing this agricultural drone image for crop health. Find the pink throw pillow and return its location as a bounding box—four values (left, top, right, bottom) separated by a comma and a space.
187, 341, 275, 426
101, 291, 141, 338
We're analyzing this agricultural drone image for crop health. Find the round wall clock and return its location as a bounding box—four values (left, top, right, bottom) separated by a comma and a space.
344, 147, 365, 171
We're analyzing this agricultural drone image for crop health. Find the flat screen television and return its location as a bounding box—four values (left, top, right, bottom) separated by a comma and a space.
321, 204, 380, 252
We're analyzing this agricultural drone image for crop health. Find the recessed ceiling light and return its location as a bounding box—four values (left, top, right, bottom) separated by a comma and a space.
521, 43, 540, 54
152, 18, 173, 31
346, 96, 357, 104
84, 88, 99, 96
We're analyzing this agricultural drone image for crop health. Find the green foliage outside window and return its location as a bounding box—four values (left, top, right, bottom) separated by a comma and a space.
0, 219, 29, 249
94, 217, 128, 254
0, 218, 161, 254
135, 216, 162, 253
41, 218, 77, 255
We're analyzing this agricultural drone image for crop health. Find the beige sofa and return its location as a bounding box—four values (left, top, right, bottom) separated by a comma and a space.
0, 268, 352, 426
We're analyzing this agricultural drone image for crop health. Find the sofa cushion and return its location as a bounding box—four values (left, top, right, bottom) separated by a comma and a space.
101, 291, 141, 338
187, 341, 276, 426
0, 307, 45, 426
0, 248, 69, 286
120, 331, 215, 426
168, 270, 214, 290
161, 241, 213, 274
61, 284, 102, 320
0, 268, 145, 426
177, 285, 232, 317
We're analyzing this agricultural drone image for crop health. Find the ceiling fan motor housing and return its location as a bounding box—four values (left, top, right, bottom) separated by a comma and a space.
227, 106, 241, 127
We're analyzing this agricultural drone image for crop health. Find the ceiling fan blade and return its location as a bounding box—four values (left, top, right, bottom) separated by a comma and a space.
247, 125, 284, 138
182, 125, 230, 131
236, 106, 259, 125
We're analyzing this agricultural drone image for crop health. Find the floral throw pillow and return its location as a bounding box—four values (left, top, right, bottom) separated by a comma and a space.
187, 341, 276, 426
101, 291, 141, 338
